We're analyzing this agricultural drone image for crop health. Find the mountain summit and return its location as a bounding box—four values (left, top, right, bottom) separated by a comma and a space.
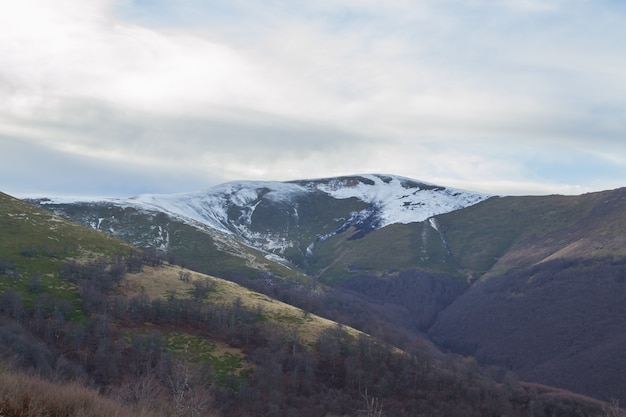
41, 174, 488, 257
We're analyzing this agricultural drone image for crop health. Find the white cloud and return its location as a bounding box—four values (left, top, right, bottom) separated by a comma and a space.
1, 0, 625, 196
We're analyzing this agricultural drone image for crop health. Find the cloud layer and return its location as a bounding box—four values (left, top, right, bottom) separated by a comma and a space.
2, 0, 625, 196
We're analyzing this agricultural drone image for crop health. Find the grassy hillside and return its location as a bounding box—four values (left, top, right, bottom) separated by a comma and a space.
436, 189, 626, 278
0, 192, 137, 317
0, 192, 134, 274
122, 263, 363, 344
309, 221, 456, 284
38, 201, 305, 281
489, 188, 626, 275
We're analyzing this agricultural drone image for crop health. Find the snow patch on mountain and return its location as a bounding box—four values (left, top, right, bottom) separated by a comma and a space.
126, 181, 309, 235
310, 174, 488, 227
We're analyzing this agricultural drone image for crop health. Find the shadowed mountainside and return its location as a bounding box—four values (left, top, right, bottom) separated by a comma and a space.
429, 256, 626, 401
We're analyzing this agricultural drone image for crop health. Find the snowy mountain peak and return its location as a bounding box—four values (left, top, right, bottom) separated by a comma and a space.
38, 174, 489, 256
294, 174, 488, 227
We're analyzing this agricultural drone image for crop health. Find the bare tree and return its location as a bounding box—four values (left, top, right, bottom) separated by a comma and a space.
179, 270, 191, 283
192, 279, 212, 301
358, 389, 384, 417
602, 398, 626, 417
166, 353, 212, 417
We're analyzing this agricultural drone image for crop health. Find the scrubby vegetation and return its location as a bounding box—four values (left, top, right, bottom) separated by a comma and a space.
0, 368, 139, 417
0, 253, 611, 417
430, 256, 626, 402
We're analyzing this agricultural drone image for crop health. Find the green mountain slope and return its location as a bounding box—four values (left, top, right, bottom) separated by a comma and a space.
309, 221, 457, 283
34, 201, 305, 281
436, 188, 626, 278
0, 192, 134, 274
0, 192, 137, 315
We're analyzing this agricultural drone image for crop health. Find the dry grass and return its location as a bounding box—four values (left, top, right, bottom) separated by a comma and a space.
123, 264, 363, 344
118, 264, 198, 300
208, 276, 362, 344
0, 369, 141, 417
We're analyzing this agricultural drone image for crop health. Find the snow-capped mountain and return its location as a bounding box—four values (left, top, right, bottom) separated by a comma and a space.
295, 175, 487, 227
40, 174, 488, 256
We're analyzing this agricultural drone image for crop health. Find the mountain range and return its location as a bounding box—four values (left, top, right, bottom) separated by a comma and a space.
24, 174, 626, 405
32, 174, 487, 280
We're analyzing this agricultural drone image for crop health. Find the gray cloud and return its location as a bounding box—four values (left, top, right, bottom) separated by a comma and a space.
0, 133, 226, 197
1, 0, 626, 196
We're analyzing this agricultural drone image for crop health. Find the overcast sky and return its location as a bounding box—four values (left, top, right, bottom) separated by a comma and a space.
1, 0, 625, 197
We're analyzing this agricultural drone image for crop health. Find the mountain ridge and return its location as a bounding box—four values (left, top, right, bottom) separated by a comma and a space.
40, 174, 488, 229
35, 174, 488, 270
